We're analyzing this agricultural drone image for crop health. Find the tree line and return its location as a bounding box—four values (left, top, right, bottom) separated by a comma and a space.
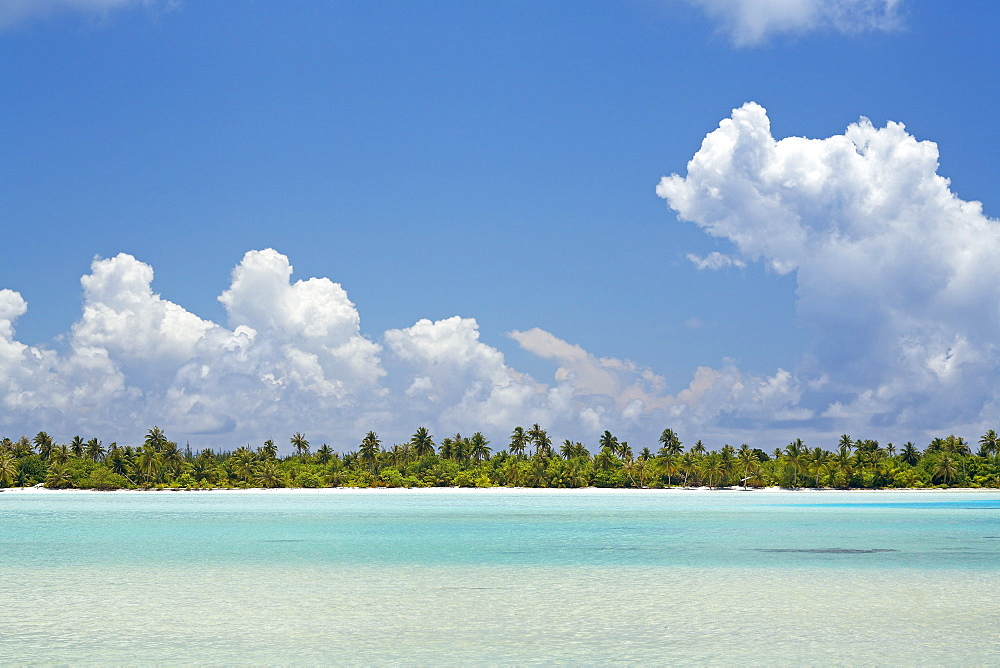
1, 425, 999, 490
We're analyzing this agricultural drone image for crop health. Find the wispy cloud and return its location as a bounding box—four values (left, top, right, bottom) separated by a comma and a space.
686, 251, 747, 270
685, 0, 903, 47
0, 0, 168, 29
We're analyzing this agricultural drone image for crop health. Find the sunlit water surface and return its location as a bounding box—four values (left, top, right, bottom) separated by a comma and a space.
1, 489, 998, 664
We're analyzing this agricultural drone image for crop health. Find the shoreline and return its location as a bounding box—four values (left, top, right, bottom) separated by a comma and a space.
2, 485, 998, 494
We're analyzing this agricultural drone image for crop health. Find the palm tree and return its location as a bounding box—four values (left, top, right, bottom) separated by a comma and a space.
503, 457, 526, 486
617, 441, 633, 463
144, 427, 168, 451
633, 457, 651, 487
259, 439, 278, 460
719, 445, 736, 486
658, 428, 682, 454
451, 433, 469, 464
820, 460, 840, 488
51, 443, 71, 465
509, 427, 527, 458
230, 447, 257, 484
853, 439, 880, 476
411, 427, 436, 458
33, 432, 53, 460
315, 444, 334, 465
900, 441, 921, 466
657, 453, 678, 487
107, 447, 132, 479
868, 447, 889, 487
926, 437, 947, 454
559, 439, 575, 460
528, 424, 551, 457
620, 456, 640, 488
69, 435, 85, 458
0, 450, 17, 487
599, 430, 619, 454
978, 430, 999, 458
290, 432, 310, 459
942, 434, 970, 482
469, 433, 491, 463
438, 437, 454, 460
527, 457, 548, 487
359, 431, 381, 470
564, 458, 589, 488
783, 439, 806, 487
10, 437, 32, 458
160, 441, 184, 479
701, 453, 724, 487
593, 448, 615, 474
809, 447, 827, 488
191, 453, 218, 484
6, 438, 22, 457
935, 453, 958, 485
832, 445, 854, 487
657, 434, 684, 487
680, 452, 697, 486
390, 443, 410, 467
135, 444, 162, 485
45, 464, 73, 489
86, 438, 105, 462
943, 434, 970, 456
256, 459, 284, 488
737, 444, 759, 489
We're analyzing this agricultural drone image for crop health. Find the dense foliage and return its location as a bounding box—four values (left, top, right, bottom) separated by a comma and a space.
2, 426, 999, 490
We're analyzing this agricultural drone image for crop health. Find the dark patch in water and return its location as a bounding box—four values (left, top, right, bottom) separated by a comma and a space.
263, 539, 309, 543
756, 548, 898, 554
595, 546, 642, 551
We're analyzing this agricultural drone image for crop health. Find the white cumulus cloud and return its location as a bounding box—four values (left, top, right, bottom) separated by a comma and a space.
383, 316, 544, 432
74, 253, 216, 387
7, 102, 994, 448
219, 249, 384, 388
0, 251, 389, 443
686, 0, 903, 46
658, 101, 1000, 436
0, 247, 817, 450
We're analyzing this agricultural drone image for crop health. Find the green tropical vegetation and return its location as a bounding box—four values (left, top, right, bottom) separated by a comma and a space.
1, 426, 999, 490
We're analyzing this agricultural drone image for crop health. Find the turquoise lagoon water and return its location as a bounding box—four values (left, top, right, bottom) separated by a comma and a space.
1, 488, 998, 664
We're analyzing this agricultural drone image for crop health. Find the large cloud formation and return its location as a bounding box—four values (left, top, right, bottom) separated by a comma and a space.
6, 104, 991, 450
686, 0, 902, 46
658, 101, 1000, 438
0, 248, 800, 451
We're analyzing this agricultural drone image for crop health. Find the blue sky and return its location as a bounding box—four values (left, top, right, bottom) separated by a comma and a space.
1, 0, 998, 452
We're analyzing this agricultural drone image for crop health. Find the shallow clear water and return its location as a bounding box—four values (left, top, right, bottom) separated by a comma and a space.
1, 489, 998, 664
